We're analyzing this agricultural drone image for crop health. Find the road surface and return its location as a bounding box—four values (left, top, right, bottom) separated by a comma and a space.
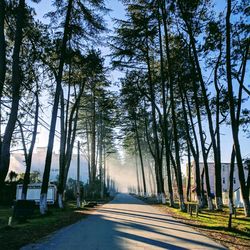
22, 193, 227, 250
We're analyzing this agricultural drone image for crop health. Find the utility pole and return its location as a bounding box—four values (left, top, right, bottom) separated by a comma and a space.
76, 141, 81, 208
135, 142, 140, 196
103, 142, 106, 197
99, 112, 104, 199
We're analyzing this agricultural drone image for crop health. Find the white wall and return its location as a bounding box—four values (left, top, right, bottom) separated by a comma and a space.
9, 147, 89, 183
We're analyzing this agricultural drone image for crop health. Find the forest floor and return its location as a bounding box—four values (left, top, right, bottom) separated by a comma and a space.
0, 199, 109, 250
140, 196, 250, 250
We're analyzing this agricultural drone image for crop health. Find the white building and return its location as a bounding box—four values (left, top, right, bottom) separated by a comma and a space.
9, 147, 89, 183
188, 162, 249, 207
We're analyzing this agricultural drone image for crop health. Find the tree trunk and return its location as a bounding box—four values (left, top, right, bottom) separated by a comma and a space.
186, 143, 191, 201
58, 193, 64, 209
135, 146, 141, 195
0, 0, 6, 167
90, 90, 96, 184
0, 0, 25, 188
143, 103, 161, 197
58, 78, 72, 208
21, 91, 39, 199
40, 0, 73, 214
58, 81, 84, 207
0, 0, 6, 97
201, 168, 206, 206
228, 147, 235, 228
162, 9, 185, 211
86, 122, 91, 183
193, 87, 213, 210
76, 141, 81, 208
179, 79, 202, 205
144, 45, 163, 197
226, 0, 249, 217
58, 80, 68, 207
178, 2, 220, 210
189, 39, 216, 211
58, 87, 66, 208
214, 48, 223, 210
40, 193, 47, 215
184, 90, 202, 207
63, 101, 81, 190
99, 112, 104, 199
18, 119, 28, 198
188, 46, 213, 210
147, 158, 156, 196
184, 89, 202, 207
157, 4, 174, 206
134, 113, 147, 196
165, 142, 174, 206
103, 143, 106, 195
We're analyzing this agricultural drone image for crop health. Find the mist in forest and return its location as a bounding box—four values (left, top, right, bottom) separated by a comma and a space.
107, 157, 136, 192
107, 155, 156, 194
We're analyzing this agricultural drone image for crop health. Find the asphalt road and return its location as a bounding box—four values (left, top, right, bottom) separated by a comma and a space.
22, 193, 227, 250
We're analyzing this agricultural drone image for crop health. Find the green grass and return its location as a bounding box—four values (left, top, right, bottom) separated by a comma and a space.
0, 206, 12, 227
0, 203, 89, 250
157, 204, 250, 249
172, 206, 249, 236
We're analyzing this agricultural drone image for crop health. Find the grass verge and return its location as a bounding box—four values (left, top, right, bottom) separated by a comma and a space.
143, 198, 250, 250
0, 200, 109, 250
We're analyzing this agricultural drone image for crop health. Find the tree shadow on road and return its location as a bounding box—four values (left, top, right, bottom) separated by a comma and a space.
98, 207, 188, 226
94, 208, 226, 250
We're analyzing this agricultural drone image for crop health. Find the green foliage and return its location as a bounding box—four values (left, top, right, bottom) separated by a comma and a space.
17, 171, 41, 183
46, 0, 108, 46
65, 178, 84, 200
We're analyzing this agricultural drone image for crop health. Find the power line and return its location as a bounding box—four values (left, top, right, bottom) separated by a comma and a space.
19, 100, 86, 152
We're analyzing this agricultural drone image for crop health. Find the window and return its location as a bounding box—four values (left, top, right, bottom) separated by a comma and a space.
233, 178, 236, 184
223, 177, 225, 184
